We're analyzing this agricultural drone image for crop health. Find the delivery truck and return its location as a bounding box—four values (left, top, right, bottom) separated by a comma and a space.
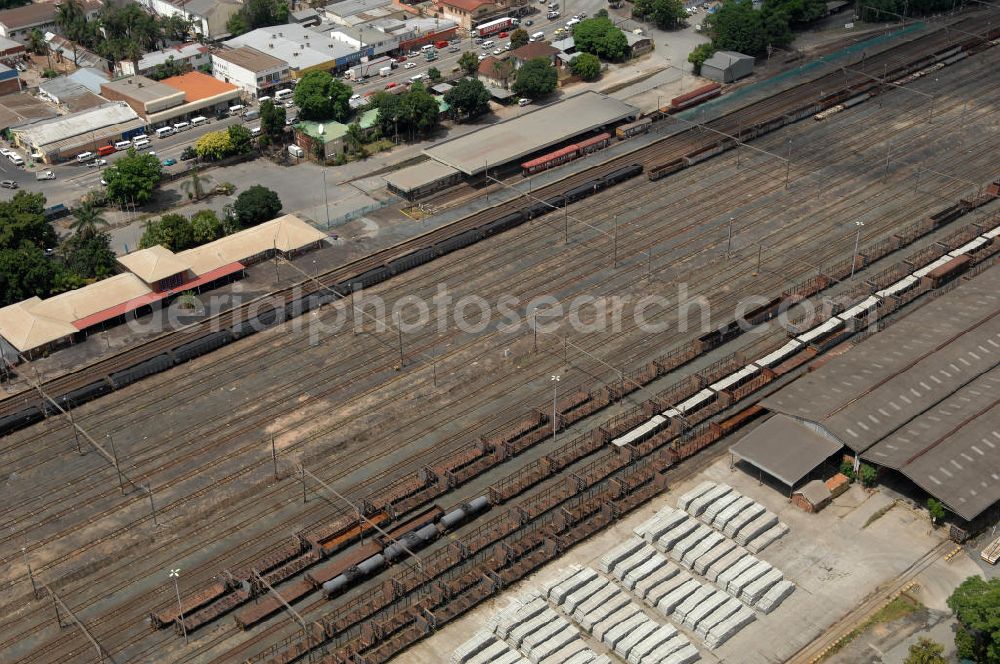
345, 56, 395, 81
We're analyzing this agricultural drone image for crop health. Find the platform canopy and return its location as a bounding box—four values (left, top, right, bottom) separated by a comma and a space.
729, 414, 843, 488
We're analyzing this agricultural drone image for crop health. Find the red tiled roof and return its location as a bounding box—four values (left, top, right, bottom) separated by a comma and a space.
478, 55, 510, 78
511, 41, 559, 60
72, 263, 244, 330
160, 71, 238, 102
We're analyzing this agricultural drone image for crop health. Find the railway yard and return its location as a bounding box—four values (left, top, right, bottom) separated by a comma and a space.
2, 10, 1000, 664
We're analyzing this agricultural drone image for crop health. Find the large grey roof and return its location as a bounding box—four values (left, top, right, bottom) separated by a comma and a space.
762, 265, 1000, 520
385, 159, 459, 193
729, 414, 843, 487
423, 91, 638, 176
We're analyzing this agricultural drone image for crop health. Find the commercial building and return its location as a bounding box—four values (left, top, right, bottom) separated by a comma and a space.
11, 102, 145, 163
0, 62, 20, 96
225, 23, 370, 78
37, 74, 105, 111
0, 215, 328, 358
101, 72, 240, 127
0, 1, 100, 41
751, 265, 1000, 523
116, 42, 211, 78
423, 91, 638, 176
0, 93, 57, 132
136, 0, 242, 39
0, 35, 25, 63
435, 0, 497, 30
322, 0, 403, 26
701, 51, 754, 83
212, 46, 291, 99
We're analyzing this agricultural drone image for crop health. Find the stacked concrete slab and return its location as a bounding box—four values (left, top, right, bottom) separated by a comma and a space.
453, 630, 503, 663
486, 588, 602, 664
681, 482, 788, 554
757, 579, 796, 614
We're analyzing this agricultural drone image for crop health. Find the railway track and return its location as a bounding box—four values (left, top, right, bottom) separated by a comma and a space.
1, 15, 1000, 664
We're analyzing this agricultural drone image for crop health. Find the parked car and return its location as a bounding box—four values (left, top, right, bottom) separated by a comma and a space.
404, 61, 417, 69
499, 31, 508, 38
493, 48, 503, 55
349, 94, 361, 102
87, 158, 107, 168
0, 180, 17, 189
448, 45, 460, 52
162, 158, 176, 166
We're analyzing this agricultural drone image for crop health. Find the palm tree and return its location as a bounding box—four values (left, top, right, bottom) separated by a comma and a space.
180, 167, 213, 201
69, 197, 109, 236
27, 28, 52, 71
55, 0, 85, 66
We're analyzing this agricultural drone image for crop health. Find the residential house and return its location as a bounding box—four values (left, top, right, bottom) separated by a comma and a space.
136, 0, 241, 39
116, 42, 211, 77
509, 41, 558, 68
477, 55, 514, 89
0, 1, 100, 42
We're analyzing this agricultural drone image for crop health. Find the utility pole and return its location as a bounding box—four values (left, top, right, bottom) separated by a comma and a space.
146, 484, 158, 527
551, 374, 560, 443
108, 434, 124, 495
726, 216, 734, 258
169, 568, 188, 644
613, 215, 618, 268
850, 221, 864, 280
322, 169, 330, 228
40, 580, 107, 663
271, 436, 278, 480
23, 546, 37, 598
395, 312, 404, 368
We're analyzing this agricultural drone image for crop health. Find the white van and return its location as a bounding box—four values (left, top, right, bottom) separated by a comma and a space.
481, 39, 495, 48
76, 151, 94, 163
8, 153, 23, 166
173, 121, 190, 132
155, 126, 175, 138
274, 89, 293, 101
244, 109, 260, 120
531, 31, 545, 41
133, 138, 150, 149
250, 126, 261, 136
114, 140, 132, 150
228, 104, 245, 116
421, 44, 434, 51
190, 116, 207, 127
257, 95, 271, 105
566, 18, 581, 28
131, 134, 148, 144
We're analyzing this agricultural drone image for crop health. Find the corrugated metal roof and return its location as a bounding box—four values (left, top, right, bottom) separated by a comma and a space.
13, 103, 140, 149
763, 265, 1000, 520
729, 414, 843, 487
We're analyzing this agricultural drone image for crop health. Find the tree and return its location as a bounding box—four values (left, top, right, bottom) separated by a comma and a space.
596, 8, 609, 17
226, 0, 288, 36
148, 55, 191, 81
228, 124, 254, 154
195, 130, 234, 161
688, 42, 716, 74
344, 123, 366, 157
140, 213, 194, 251
0, 191, 57, 251
458, 51, 480, 77
103, 148, 162, 205
705, 0, 792, 54
233, 185, 282, 228
947, 577, 1000, 663
444, 77, 491, 121
69, 198, 108, 236
190, 210, 229, 244
0, 244, 59, 306
159, 14, 192, 41
260, 99, 286, 140
633, 0, 687, 29
571, 52, 601, 81
510, 28, 530, 49
401, 82, 441, 137
55, 0, 85, 65
513, 58, 558, 99
60, 229, 116, 280
903, 637, 946, 664
858, 463, 877, 488
293, 70, 352, 122
27, 28, 47, 56
573, 17, 630, 61
927, 498, 946, 525
427, 66, 442, 83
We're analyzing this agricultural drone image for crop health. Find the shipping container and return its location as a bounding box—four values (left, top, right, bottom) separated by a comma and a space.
477, 17, 514, 36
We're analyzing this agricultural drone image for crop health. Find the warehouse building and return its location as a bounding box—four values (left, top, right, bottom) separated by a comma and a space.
226, 24, 370, 78
701, 51, 754, 83
734, 265, 1000, 524
423, 91, 638, 176
0, 216, 328, 359
11, 103, 145, 163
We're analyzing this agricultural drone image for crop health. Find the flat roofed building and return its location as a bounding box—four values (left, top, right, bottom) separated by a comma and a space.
101, 76, 186, 117
225, 23, 367, 78
212, 46, 291, 99
101, 72, 240, 127
12, 103, 145, 163
435, 0, 496, 29
385, 159, 462, 199
423, 91, 638, 176
0, 93, 57, 132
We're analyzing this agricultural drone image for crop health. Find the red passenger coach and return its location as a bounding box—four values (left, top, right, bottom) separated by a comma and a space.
520, 132, 612, 176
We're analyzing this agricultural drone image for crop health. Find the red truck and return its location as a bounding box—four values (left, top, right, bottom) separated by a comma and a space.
435, 40, 449, 49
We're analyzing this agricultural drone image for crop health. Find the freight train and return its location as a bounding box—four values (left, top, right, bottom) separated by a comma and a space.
0, 164, 645, 440
609, 224, 999, 449
520, 133, 612, 176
